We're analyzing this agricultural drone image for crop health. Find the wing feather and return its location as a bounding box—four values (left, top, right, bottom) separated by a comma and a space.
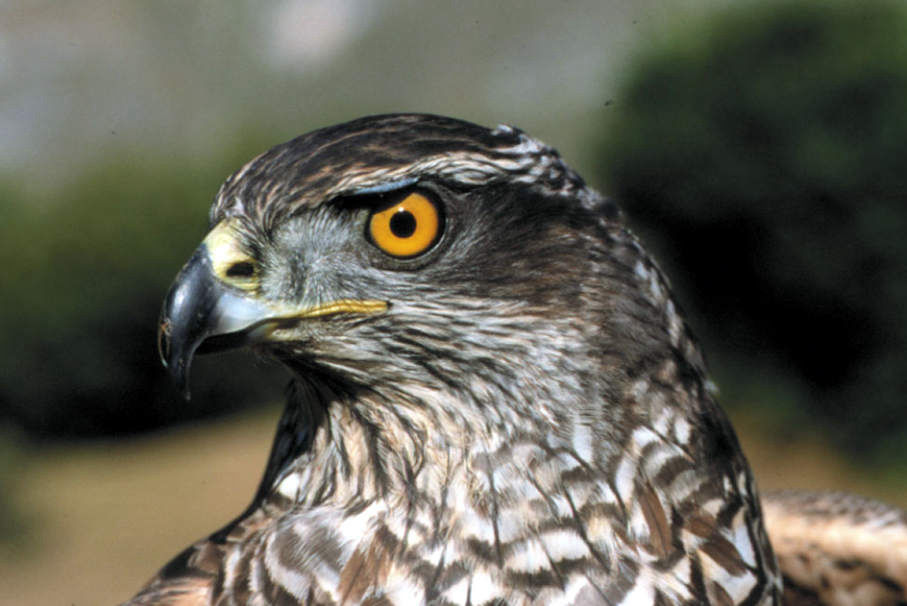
763, 491, 907, 606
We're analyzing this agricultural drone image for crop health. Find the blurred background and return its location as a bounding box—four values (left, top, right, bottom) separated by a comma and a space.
2, 0, 906, 603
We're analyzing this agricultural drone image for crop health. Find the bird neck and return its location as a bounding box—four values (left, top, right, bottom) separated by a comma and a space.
257, 311, 624, 510
264, 375, 558, 510
242, 322, 772, 603
258, 349, 696, 516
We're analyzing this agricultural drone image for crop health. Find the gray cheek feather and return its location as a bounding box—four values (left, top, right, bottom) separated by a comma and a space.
261, 210, 378, 306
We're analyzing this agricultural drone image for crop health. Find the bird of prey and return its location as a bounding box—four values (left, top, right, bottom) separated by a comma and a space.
126, 114, 905, 605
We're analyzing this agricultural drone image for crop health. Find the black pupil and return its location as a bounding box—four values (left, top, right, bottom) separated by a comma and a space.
389, 209, 417, 238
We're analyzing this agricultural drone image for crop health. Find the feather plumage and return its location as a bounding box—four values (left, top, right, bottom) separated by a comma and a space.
125, 114, 903, 606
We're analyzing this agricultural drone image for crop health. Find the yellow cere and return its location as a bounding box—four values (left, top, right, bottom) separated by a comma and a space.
203, 219, 259, 291
368, 192, 440, 258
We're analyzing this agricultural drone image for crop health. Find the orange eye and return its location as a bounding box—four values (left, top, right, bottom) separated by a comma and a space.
368, 192, 441, 258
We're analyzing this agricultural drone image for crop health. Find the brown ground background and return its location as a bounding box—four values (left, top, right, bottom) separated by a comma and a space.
2, 406, 905, 606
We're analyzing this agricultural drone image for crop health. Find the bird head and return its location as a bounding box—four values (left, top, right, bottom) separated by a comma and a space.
157, 114, 674, 440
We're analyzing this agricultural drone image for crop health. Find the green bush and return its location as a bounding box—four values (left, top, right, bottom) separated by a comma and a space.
596, 0, 907, 457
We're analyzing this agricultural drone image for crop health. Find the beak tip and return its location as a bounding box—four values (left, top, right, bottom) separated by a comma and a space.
172, 364, 191, 401
158, 315, 191, 398
179, 385, 192, 402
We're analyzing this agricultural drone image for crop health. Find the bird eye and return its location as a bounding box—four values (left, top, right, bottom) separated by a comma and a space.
368, 192, 441, 258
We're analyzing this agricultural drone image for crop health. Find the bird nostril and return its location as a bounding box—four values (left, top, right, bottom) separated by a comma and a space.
226, 261, 256, 278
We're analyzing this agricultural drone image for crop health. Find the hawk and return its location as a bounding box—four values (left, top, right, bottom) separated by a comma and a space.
126, 114, 905, 605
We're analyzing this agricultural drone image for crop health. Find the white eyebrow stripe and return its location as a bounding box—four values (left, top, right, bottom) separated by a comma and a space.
351, 177, 419, 196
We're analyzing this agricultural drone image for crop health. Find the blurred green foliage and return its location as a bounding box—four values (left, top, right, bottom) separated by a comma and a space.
596, 0, 907, 458
0, 136, 287, 440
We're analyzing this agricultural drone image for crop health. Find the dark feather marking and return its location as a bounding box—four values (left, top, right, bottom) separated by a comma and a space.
702, 534, 748, 577
638, 480, 673, 559
709, 580, 735, 606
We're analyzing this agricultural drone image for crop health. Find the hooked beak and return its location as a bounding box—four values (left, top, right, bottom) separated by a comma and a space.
157, 244, 275, 398
157, 219, 388, 398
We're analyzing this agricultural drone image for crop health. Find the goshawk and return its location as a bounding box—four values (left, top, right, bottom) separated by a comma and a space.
126, 114, 906, 606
